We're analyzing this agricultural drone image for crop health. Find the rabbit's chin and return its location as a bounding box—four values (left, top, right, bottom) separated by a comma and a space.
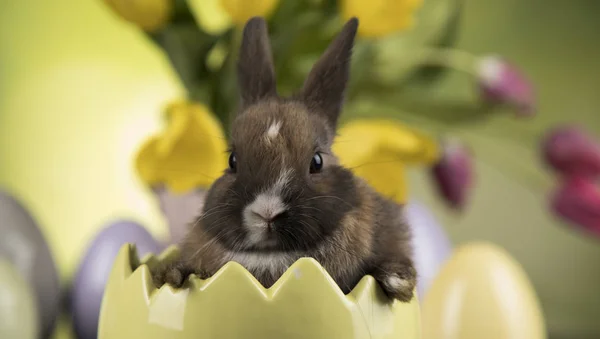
239, 237, 281, 252
227, 250, 301, 283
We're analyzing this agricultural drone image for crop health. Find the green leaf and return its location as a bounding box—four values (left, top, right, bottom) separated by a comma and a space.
147, 21, 219, 96
368, 0, 464, 87
407, 0, 464, 85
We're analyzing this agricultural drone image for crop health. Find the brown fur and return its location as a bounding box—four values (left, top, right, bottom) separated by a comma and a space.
153, 17, 416, 302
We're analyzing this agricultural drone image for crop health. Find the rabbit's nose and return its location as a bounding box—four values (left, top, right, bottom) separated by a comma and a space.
251, 206, 286, 222
245, 192, 288, 226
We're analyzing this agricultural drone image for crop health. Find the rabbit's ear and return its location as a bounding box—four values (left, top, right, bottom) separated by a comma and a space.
300, 18, 358, 129
237, 17, 277, 110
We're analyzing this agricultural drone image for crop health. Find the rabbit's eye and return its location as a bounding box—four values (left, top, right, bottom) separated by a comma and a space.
310, 152, 323, 173
228, 152, 237, 173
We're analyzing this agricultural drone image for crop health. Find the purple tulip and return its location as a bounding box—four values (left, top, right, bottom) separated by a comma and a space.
477, 55, 535, 117
551, 176, 600, 237
542, 125, 600, 177
431, 139, 474, 210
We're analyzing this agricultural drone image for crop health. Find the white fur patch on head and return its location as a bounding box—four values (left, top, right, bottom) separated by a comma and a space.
272, 168, 292, 192
265, 120, 282, 141
242, 168, 292, 246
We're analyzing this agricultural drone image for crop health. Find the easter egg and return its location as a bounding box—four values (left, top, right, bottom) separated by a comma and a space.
405, 201, 452, 300
71, 220, 163, 339
421, 242, 546, 339
0, 191, 61, 339
0, 258, 39, 339
0, 0, 181, 284
98, 243, 422, 339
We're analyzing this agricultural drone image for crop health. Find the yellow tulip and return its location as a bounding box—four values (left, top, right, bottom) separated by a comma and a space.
333, 119, 440, 204
135, 100, 228, 193
187, 0, 280, 35
339, 0, 424, 38
187, 0, 233, 35
102, 0, 173, 32
220, 0, 280, 25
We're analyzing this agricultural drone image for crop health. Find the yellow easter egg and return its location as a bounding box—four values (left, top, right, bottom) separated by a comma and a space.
421, 242, 546, 339
0, 0, 183, 281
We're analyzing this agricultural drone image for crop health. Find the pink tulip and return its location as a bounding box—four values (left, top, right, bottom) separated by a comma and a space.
477, 55, 535, 117
551, 176, 600, 237
431, 139, 474, 210
542, 125, 600, 177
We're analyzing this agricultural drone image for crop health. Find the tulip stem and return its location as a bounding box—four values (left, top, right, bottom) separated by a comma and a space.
411, 47, 480, 76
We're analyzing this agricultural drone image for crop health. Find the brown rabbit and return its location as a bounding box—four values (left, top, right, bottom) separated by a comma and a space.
153, 17, 417, 302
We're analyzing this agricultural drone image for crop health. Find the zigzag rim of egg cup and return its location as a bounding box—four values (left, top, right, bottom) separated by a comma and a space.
98, 243, 421, 339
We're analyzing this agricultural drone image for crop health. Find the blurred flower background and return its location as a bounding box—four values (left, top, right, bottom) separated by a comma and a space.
0, 0, 599, 339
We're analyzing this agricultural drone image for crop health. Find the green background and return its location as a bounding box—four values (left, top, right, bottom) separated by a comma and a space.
0, 0, 599, 338
404, 1, 600, 338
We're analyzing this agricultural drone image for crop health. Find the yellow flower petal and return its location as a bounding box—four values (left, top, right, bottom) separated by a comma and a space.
135, 100, 228, 193
187, 0, 233, 35
339, 0, 424, 38
102, 0, 173, 32
156, 101, 195, 157
333, 119, 440, 204
220, 0, 280, 25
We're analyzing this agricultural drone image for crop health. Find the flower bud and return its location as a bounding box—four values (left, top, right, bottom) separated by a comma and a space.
551, 176, 600, 237
478, 55, 535, 117
431, 139, 474, 210
542, 125, 600, 177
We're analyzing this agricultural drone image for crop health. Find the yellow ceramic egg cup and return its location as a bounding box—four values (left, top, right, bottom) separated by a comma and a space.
98, 244, 421, 339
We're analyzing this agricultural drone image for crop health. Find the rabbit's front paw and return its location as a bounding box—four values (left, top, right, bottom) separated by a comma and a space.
152, 262, 195, 288
374, 265, 417, 302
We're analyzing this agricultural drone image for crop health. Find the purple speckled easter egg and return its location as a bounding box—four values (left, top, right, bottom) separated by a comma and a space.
0, 191, 60, 339
71, 220, 162, 339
